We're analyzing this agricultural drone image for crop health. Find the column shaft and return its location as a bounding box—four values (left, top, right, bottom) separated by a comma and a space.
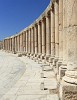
59, 0, 63, 60
23, 31, 26, 52
34, 25, 38, 54
42, 18, 46, 55
38, 22, 42, 54
26, 31, 28, 53
50, 5, 55, 57
28, 29, 31, 53
55, 0, 59, 58
46, 15, 51, 56
31, 27, 35, 54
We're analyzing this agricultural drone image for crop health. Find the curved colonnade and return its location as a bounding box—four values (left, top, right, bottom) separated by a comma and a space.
3, 0, 77, 99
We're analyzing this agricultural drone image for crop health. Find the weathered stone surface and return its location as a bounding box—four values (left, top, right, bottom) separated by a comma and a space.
62, 80, 77, 100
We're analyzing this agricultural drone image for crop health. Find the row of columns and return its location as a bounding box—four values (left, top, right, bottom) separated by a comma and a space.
3, 0, 60, 60
3, 0, 77, 99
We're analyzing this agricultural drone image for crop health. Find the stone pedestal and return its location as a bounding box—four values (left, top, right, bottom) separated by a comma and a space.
61, 71, 77, 100
59, 65, 67, 80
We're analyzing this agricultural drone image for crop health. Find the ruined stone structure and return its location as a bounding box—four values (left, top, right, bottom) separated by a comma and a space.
3, 0, 77, 100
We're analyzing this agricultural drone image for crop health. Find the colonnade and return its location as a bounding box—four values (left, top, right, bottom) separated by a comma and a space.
3, 0, 77, 100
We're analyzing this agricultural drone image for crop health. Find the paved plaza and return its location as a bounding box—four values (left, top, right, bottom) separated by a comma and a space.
0, 51, 58, 100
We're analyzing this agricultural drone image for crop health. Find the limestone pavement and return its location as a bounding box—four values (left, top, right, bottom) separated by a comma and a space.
0, 51, 58, 100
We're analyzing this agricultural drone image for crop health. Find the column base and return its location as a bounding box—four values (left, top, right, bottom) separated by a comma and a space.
59, 65, 67, 80
56, 59, 63, 75
45, 55, 50, 60
53, 57, 58, 66
49, 56, 54, 64
61, 70, 77, 100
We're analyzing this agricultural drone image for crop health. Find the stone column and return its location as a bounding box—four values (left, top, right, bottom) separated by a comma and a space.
3, 40, 5, 50
7, 39, 8, 51
31, 27, 35, 55
9, 38, 11, 51
62, 0, 67, 63
28, 29, 31, 54
8, 39, 10, 51
58, 0, 67, 80
37, 22, 42, 55
20, 33, 23, 52
56, 0, 63, 78
41, 18, 46, 56
23, 31, 26, 52
16, 36, 18, 52
6, 39, 8, 51
49, 4, 55, 63
17, 35, 19, 52
6, 39, 7, 50
12, 37, 15, 53
61, 1, 77, 100
50, 5, 55, 57
34, 25, 38, 55
59, 0, 63, 61
55, 0, 59, 58
46, 15, 51, 56
26, 31, 28, 53
15, 36, 17, 52
5, 39, 7, 50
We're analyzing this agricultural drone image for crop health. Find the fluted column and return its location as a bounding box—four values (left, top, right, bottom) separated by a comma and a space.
37, 22, 42, 55
55, 0, 59, 58
41, 18, 46, 55
34, 25, 38, 54
46, 15, 51, 56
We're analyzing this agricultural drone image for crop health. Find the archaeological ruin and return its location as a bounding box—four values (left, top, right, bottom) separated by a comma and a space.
2, 0, 77, 99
